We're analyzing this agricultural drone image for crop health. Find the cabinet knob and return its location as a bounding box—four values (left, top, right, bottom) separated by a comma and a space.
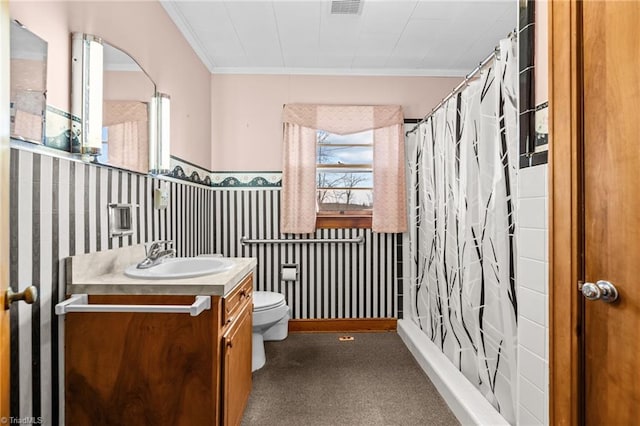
226, 341, 233, 349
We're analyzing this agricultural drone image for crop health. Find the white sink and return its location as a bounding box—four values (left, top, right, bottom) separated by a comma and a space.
124, 257, 234, 280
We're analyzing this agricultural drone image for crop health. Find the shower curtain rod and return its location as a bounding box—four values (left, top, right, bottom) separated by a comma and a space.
405, 38, 508, 137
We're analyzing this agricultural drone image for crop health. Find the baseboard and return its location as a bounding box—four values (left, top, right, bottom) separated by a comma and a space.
288, 318, 397, 333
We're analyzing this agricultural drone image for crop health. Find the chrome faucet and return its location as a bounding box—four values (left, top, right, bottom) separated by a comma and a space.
137, 240, 176, 269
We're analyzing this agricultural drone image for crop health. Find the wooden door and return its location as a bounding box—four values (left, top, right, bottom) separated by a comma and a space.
549, 1, 640, 423
582, 1, 640, 424
0, 0, 11, 420
222, 304, 252, 426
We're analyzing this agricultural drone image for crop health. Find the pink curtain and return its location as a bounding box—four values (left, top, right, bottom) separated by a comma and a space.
281, 104, 407, 234
373, 124, 407, 232
103, 101, 149, 174
281, 123, 318, 233
107, 121, 148, 173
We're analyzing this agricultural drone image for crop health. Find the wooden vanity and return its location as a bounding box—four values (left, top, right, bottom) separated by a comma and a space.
62, 246, 256, 426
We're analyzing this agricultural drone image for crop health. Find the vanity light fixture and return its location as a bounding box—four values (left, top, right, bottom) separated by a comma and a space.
149, 92, 171, 175
71, 32, 103, 160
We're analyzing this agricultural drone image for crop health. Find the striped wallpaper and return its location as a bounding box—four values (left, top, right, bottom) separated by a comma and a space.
211, 189, 401, 320
9, 147, 402, 425
9, 147, 213, 425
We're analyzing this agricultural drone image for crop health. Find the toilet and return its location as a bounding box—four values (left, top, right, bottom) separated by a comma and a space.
252, 291, 289, 372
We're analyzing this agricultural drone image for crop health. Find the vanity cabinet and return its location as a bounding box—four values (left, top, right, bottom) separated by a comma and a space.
222, 302, 252, 426
220, 272, 254, 426
64, 272, 254, 426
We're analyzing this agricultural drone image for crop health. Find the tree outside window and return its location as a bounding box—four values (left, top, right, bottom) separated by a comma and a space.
316, 129, 373, 216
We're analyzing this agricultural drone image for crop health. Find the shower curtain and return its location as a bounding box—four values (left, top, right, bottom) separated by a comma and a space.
406, 37, 518, 424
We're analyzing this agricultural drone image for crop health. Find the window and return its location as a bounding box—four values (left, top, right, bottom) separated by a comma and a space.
316, 129, 373, 228
281, 104, 406, 234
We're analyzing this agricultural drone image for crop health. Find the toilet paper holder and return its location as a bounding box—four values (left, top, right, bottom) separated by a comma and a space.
280, 264, 299, 281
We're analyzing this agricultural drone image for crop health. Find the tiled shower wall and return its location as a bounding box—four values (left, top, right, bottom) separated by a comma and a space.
10, 148, 402, 425
516, 165, 549, 425
9, 147, 213, 425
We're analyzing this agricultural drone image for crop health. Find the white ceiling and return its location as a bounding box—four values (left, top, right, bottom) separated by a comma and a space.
161, 0, 516, 76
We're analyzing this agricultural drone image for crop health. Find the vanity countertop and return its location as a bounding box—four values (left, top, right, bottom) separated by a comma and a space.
65, 245, 257, 296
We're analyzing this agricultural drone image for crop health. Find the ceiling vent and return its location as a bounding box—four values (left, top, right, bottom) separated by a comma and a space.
330, 0, 363, 15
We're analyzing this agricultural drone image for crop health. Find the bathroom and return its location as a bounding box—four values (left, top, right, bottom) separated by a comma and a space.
2, 0, 638, 425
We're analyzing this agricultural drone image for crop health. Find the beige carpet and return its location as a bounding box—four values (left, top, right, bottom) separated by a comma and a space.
242, 332, 460, 426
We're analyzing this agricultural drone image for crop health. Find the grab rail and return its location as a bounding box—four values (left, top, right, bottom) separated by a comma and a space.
240, 236, 364, 245
55, 294, 211, 317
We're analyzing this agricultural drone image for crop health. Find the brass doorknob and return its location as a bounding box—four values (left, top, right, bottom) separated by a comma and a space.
4, 286, 38, 310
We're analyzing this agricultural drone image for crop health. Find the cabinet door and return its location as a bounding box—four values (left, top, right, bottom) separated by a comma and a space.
222, 304, 252, 426
65, 295, 218, 425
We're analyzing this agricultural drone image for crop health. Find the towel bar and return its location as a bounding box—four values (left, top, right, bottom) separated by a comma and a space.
55, 294, 211, 317
240, 236, 364, 245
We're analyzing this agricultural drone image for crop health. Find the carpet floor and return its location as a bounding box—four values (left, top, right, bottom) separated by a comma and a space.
242, 332, 460, 426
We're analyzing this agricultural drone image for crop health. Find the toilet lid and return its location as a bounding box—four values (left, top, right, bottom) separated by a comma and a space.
253, 291, 286, 312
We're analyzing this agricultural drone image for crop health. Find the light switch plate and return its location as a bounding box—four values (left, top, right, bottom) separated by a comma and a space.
154, 188, 169, 209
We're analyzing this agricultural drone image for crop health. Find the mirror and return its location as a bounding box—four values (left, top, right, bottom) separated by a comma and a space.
71, 33, 169, 175
101, 41, 156, 173
9, 20, 47, 144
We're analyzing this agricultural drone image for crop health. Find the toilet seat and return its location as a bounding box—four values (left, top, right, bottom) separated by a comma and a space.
253, 291, 285, 312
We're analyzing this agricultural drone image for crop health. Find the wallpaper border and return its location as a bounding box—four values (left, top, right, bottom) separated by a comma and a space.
169, 155, 282, 188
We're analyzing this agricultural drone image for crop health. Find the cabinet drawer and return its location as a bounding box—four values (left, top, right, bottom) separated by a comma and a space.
222, 274, 253, 326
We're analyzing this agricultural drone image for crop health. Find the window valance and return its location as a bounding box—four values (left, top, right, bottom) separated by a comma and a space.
282, 104, 404, 135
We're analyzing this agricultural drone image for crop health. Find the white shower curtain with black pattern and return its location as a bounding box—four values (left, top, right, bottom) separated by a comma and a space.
406, 37, 518, 424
